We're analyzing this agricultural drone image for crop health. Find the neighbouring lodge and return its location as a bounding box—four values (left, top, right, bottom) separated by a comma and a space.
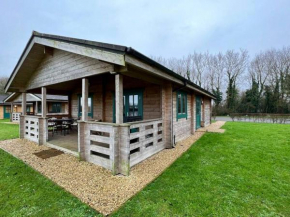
4, 93, 68, 122
4, 31, 215, 175
0, 94, 11, 119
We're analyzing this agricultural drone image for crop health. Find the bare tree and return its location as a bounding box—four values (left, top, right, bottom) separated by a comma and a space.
248, 51, 272, 99
191, 52, 208, 87
224, 49, 249, 110
206, 52, 225, 92
0, 77, 8, 95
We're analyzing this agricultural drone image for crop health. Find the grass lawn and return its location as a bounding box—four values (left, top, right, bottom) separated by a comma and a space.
0, 119, 101, 217
1, 121, 290, 216
0, 118, 11, 122
113, 122, 290, 216
0, 119, 19, 140
0, 150, 101, 217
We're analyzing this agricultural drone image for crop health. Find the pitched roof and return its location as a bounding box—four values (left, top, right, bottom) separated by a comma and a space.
34, 94, 68, 101
4, 93, 68, 103
0, 94, 8, 103
0, 94, 10, 105
5, 31, 215, 99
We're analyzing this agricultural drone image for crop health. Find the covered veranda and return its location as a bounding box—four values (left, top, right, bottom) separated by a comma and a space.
19, 70, 169, 175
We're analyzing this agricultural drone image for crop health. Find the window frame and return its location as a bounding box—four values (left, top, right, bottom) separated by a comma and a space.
176, 90, 187, 120
51, 102, 62, 113
37, 102, 41, 114
113, 89, 143, 123
78, 94, 93, 118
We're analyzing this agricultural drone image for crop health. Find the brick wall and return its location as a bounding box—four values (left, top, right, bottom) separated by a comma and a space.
0, 105, 3, 119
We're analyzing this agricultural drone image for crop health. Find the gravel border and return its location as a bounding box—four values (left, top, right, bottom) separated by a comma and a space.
0, 121, 225, 215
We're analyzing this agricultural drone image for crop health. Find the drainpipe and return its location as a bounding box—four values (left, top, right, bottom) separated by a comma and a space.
171, 81, 187, 147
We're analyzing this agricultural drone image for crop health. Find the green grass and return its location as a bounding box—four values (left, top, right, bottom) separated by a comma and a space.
0, 118, 10, 123
1, 121, 290, 216
0, 150, 101, 217
113, 122, 290, 216
0, 119, 19, 140
0, 119, 101, 216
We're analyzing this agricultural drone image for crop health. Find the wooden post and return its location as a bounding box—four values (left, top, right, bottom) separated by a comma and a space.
10, 102, 13, 122
82, 78, 89, 121
115, 74, 123, 124
162, 81, 173, 148
78, 121, 86, 160
191, 94, 196, 134
22, 93, 26, 115
68, 94, 72, 118
41, 87, 47, 118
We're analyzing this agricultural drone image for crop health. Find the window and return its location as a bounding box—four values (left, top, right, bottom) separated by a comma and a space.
113, 89, 143, 123
78, 94, 93, 118
176, 91, 187, 120
26, 105, 31, 113
51, 103, 61, 113
38, 102, 41, 113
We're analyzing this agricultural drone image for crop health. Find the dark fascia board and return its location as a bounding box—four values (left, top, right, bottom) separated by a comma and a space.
33, 31, 127, 54
5, 31, 216, 99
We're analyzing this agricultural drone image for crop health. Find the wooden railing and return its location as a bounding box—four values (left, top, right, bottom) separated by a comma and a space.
83, 122, 116, 170
79, 118, 165, 175
24, 116, 39, 143
129, 119, 164, 167
12, 112, 21, 122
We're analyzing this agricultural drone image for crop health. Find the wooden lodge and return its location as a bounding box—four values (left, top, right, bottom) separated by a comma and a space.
4, 31, 215, 175
4, 92, 68, 122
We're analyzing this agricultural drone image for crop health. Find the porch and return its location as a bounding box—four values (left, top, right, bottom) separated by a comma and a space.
19, 71, 174, 175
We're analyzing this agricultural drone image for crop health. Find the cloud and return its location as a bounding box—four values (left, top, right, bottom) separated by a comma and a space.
0, 0, 290, 76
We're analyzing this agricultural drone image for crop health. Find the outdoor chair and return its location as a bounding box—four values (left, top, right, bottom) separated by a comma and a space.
48, 120, 56, 137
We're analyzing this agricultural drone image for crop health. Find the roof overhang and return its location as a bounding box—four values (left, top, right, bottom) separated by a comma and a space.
5, 31, 215, 99
5, 31, 126, 93
4, 93, 41, 103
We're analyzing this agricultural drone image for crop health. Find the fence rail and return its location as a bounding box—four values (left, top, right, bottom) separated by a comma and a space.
129, 119, 164, 167
24, 116, 39, 143
80, 118, 165, 175
12, 112, 21, 122
229, 113, 290, 124
84, 122, 116, 170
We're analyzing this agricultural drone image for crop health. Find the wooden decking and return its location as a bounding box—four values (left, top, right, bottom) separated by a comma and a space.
47, 131, 78, 153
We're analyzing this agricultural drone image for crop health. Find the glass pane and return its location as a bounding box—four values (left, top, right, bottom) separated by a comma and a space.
88, 98, 92, 112
178, 94, 182, 114
6, 107, 11, 112
183, 94, 186, 113
38, 102, 41, 113
79, 96, 82, 111
123, 96, 126, 115
79, 96, 92, 114
134, 95, 138, 116
129, 95, 134, 116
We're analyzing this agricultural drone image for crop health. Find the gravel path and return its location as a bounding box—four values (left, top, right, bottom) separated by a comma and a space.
0, 121, 225, 215
197, 121, 226, 133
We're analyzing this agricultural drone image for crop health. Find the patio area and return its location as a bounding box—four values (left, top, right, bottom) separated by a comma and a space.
47, 131, 78, 154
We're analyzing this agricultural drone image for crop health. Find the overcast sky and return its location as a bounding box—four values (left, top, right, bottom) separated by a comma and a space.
1, 0, 290, 77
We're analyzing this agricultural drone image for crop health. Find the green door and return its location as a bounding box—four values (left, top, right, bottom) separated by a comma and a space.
196, 96, 201, 129
113, 89, 143, 123
4, 106, 11, 119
